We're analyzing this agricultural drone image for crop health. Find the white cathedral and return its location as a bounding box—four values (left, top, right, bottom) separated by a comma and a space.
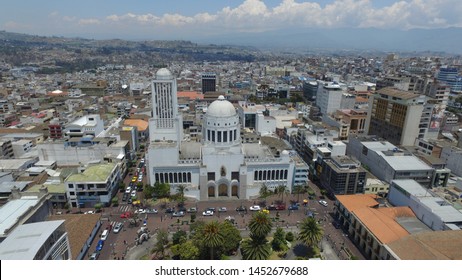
147, 68, 309, 201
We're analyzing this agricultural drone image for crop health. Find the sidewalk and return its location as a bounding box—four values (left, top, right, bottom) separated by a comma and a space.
320, 238, 339, 260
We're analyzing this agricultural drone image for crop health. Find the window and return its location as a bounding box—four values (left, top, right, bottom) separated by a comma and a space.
207, 172, 215, 181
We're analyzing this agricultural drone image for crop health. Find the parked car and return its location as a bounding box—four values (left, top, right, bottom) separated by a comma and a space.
249, 205, 261, 211
89, 251, 100, 260
172, 211, 185, 217
165, 207, 175, 213
131, 190, 137, 197
146, 209, 158, 214
288, 204, 299, 210
207, 207, 216, 212
202, 210, 214, 216
100, 229, 109, 241
120, 211, 131, 218
135, 209, 146, 214
318, 200, 328, 207
96, 240, 104, 251
266, 205, 277, 211
187, 207, 197, 213
84, 211, 95, 214
178, 206, 187, 212
236, 206, 247, 212
125, 186, 131, 193
218, 207, 227, 212
113, 222, 123, 233
275, 204, 286, 210
122, 193, 129, 201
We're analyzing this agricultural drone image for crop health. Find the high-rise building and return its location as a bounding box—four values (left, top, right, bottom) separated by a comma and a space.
365, 88, 425, 146
316, 81, 351, 115
437, 67, 462, 93
149, 68, 183, 142
201, 73, 216, 94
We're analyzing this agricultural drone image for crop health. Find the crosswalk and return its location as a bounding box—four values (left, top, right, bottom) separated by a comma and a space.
118, 205, 132, 212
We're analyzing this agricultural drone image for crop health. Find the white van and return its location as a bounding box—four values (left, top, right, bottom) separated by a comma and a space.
100, 229, 109, 241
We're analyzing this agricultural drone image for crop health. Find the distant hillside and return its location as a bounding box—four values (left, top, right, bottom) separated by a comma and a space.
0, 31, 261, 68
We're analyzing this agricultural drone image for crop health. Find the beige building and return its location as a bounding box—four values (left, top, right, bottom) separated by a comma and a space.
365, 87, 425, 146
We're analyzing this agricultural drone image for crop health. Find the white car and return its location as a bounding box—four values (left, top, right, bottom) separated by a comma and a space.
84, 210, 95, 214
125, 186, 131, 193
202, 210, 214, 216
113, 222, 123, 233
318, 200, 328, 207
131, 190, 137, 197
249, 205, 261, 211
135, 208, 146, 214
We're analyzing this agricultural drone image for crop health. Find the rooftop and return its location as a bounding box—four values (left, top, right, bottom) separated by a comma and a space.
65, 162, 117, 183
48, 214, 100, 260
387, 230, 462, 260
123, 119, 148, 131
379, 151, 433, 171
337, 194, 415, 244
0, 197, 40, 236
0, 220, 65, 260
377, 87, 420, 100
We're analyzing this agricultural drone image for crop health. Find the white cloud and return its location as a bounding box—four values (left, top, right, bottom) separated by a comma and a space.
78, 19, 100, 26
22, 1, 462, 38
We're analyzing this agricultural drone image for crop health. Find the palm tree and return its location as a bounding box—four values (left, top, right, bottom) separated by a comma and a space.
176, 184, 188, 204
259, 184, 272, 204
292, 185, 306, 202
241, 234, 272, 260
248, 211, 272, 238
298, 217, 323, 248
275, 185, 288, 203
202, 221, 224, 260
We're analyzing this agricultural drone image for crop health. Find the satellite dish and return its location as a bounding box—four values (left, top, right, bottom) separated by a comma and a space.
122, 84, 128, 89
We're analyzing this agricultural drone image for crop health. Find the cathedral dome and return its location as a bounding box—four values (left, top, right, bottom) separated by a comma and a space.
156, 68, 173, 80
206, 95, 236, 117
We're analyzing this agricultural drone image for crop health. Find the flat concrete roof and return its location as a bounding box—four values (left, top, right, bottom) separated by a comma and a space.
419, 197, 462, 223
377, 87, 420, 100
392, 179, 431, 197
66, 162, 116, 183
0, 220, 64, 260
380, 153, 432, 171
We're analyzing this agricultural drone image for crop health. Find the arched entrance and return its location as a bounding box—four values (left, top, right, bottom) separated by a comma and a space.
231, 185, 239, 197
208, 186, 215, 197
218, 184, 228, 197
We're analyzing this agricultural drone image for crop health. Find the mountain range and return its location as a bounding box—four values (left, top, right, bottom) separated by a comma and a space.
194, 27, 462, 55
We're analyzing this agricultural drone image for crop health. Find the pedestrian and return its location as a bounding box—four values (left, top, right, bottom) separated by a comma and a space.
160, 215, 163, 222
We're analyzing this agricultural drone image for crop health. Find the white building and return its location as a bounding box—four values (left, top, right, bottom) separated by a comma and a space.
316, 81, 346, 115
388, 179, 462, 230
347, 137, 435, 187
147, 69, 309, 201
64, 114, 104, 139
12, 139, 33, 157
65, 162, 121, 208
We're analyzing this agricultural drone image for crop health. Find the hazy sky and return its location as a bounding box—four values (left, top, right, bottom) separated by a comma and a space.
2, 0, 461, 40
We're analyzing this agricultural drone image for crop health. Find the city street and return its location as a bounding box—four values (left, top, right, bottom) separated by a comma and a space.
88, 182, 365, 260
